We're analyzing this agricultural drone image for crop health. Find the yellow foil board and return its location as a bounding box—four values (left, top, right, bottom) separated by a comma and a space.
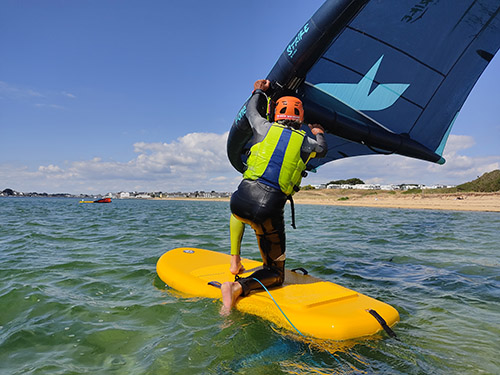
156, 247, 399, 341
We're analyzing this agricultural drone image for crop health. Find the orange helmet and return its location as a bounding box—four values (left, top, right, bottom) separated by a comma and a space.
274, 96, 304, 122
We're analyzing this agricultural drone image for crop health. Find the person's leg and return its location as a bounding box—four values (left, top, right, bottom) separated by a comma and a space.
223, 180, 286, 312
237, 214, 286, 296
229, 214, 246, 274
256, 215, 286, 273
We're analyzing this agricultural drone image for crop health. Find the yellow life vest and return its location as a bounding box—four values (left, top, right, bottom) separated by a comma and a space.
243, 123, 315, 195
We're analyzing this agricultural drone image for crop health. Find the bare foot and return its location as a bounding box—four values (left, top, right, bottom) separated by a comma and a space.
220, 281, 243, 315
229, 255, 245, 275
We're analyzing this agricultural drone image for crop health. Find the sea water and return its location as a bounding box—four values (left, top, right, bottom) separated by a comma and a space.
0, 197, 498, 374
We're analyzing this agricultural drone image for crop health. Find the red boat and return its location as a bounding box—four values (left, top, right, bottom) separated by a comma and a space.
94, 198, 111, 203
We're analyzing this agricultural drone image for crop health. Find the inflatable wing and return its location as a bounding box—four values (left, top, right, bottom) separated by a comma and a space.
228, 0, 500, 173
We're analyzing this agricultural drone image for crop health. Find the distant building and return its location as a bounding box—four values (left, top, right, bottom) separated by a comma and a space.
400, 184, 422, 190
118, 191, 130, 199
422, 184, 454, 189
325, 183, 435, 191
355, 184, 381, 190
380, 184, 399, 191
135, 193, 152, 199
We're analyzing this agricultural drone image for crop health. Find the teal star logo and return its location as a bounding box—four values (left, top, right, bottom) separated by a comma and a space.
314, 56, 410, 111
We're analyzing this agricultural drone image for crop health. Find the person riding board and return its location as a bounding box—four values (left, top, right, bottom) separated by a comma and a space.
221, 79, 327, 314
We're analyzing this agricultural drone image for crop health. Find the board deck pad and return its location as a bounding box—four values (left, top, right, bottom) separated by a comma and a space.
157, 247, 399, 340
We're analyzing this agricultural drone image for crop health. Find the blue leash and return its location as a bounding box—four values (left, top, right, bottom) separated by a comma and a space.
251, 278, 306, 338
251, 278, 341, 365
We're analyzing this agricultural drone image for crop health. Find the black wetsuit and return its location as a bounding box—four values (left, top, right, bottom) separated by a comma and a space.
231, 89, 327, 296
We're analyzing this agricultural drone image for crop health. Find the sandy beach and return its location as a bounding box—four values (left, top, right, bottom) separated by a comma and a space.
158, 190, 500, 212
292, 189, 500, 212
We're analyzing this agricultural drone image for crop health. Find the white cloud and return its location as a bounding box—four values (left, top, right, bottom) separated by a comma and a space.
34, 103, 65, 110
132, 132, 229, 174
5, 132, 238, 194
442, 134, 476, 153
38, 164, 63, 173
62, 91, 76, 99
0, 81, 75, 109
0, 81, 44, 99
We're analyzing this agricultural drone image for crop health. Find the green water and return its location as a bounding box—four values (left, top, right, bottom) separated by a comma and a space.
0, 198, 499, 374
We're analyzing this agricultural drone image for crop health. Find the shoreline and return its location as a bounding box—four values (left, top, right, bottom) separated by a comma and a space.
155, 190, 500, 212
292, 190, 500, 212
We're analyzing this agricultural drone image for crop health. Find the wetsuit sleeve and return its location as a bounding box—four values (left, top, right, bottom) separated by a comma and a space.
302, 133, 327, 158
313, 133, 327, 158
246, 89, 272, 142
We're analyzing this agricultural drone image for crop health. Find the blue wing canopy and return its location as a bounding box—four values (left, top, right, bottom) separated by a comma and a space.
228, 0, 500, 173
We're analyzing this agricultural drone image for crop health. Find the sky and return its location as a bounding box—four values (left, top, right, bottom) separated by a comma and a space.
1, 1, 499, 195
